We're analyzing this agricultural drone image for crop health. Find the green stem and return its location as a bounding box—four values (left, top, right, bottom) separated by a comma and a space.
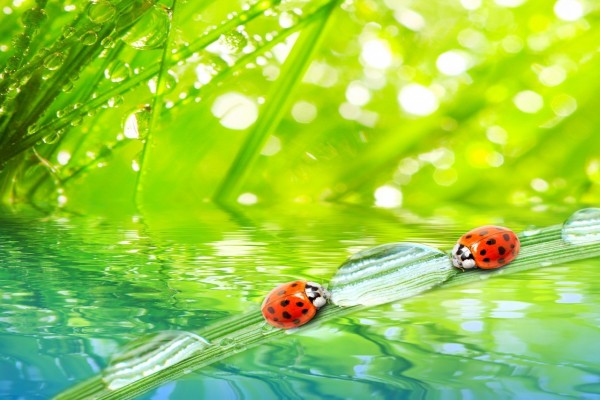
53, 222, 600, 400
214, 0, 340, 204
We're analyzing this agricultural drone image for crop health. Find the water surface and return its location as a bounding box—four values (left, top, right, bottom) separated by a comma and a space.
0, 205, 598, 399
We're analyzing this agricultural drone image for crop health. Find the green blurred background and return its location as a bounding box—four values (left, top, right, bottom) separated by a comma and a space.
0, 0, 598, 213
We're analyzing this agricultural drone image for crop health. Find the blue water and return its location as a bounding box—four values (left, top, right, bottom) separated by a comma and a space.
0, 206, 599, 399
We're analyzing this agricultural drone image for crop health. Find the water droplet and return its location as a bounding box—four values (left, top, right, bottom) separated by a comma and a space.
260, 323, 275, 334
43, 52, 65, 71
81, 31, 98, 46
62, 26, 76, 39
278, 12, 298, 28
329, 243, 454, 306
101, 36, 115, 48
12, 34, 29, 52
43, 132, 61, 144
103, 331, 209, 390
5, 56, 20, 73
104, 60, 131, 82
27, 124, 39, 134
219, 337, 234, 347
233, 342, 244, 352
121, 5, 170, 50
123, 105, 151, 139
217, 30, 248, 55
562, 208, 600, 245
195, 54, 227, 84
62, 80, 74, 93
22, 8, 47, 29
164, 70, 178, 91
71, 117, 83, 127
87, 0, 116, 24
107, 96, 124, 108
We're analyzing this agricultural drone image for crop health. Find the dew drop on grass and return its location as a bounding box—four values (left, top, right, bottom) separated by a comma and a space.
121, 5, 170, 50
123, 105, 151, 140
81, 31, 98, 46
329, 243, 454, 306
101, 36, 115, 48
278, 11, 298, 28
107, 95, 124, 108
219, 337, 234, 347
62, 26, 76, 39
5, 56, 20, 73
43, 52, 65, 70
217, 30, 248, 55
62, 80, 74, 93
260, 322, 275, 334
104, 60, 131, 82
561, 208, 600, 245
43, 132, 61, 144
22, 8, 47, 28
195, 54, 227, 84
12, 34, 29, 52
102, 331, 210, 390
87, 0, 117, 24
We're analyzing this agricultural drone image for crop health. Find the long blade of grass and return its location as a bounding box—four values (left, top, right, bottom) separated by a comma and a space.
53, 219, 600, 400
214, 0, 340, 204
134, 0, 179, 205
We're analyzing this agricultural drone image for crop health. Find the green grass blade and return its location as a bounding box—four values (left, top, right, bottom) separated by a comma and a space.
53, 219, 600, 400
214, 0, 340, 204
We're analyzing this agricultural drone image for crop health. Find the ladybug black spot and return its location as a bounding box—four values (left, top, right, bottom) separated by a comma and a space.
296, 301, 304, 307
510, 244, 515, 249
267, 307, 275, 314
293, 319, 301, 325
280, 299, 290, 307
466, 234, 472, 239
282, 311, 292, 319
479, 230, 489, 236
503, 233, 511, 241
498, 258, 505, 264
486, 238, 496, 245
291, 283, 298, 287
479, 249, 487, 256
273, 317, 279, 321
302, 309, 309, 315
498, 246, 506, 255
482, 258, 491, 263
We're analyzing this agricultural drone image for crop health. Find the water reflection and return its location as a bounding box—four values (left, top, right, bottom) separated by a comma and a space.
0, 206, 598, 399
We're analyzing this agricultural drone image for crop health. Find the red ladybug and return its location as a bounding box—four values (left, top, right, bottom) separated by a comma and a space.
261, 280, 329, 329
452, 225, 520, 270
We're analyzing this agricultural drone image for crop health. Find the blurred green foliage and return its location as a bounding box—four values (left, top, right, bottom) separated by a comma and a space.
0, 0, 599, 213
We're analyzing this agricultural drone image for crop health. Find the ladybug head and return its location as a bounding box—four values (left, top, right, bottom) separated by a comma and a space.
305, 282, 330, 309
452, 243, 476, 270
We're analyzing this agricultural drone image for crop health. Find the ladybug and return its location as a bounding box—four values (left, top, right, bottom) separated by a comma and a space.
261, 280, 329, 329
452, 225, 520, 270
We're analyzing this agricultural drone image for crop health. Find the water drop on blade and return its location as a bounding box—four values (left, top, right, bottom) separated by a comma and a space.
102, 331, 210, 390
561, 208, 600, 245
121, 5, 170, 50
329, 242, 454, 307
87, 0, 117, 24
43, 52, 66, 71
